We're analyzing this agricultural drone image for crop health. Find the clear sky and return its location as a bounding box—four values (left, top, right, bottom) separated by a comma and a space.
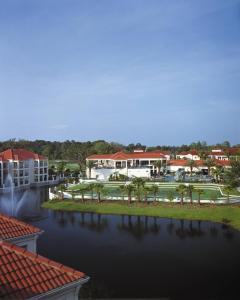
0, 0, 240, 146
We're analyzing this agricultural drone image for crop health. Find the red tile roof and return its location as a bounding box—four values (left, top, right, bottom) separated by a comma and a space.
0, 149, 46, 161
178, 150, 199, 156
0, 241, 86, 299
87, 151, 167, 160
168, 159, 231, 167
0, 214, 42, 240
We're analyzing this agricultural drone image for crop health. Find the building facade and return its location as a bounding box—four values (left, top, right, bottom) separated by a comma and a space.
86, 150, 170, 180
0, 149, 48, 188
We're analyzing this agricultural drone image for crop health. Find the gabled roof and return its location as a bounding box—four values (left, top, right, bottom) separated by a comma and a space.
0, 149, 46, 161
87, 151, 166, 160
0, 241, 87, 299
0, 214, 42, 240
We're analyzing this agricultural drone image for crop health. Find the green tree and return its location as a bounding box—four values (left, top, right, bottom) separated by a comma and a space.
118, 185, 126, 201
77, 184, 88, 202
58, 184, 66, 200
176, 184, 187, 205
223, 185, 232, 204
212, 165, 223, 183
150, 184, 159, 202
142, 186, 151, 202
132, 177, 145, 202
88, 183, 95, 200
195, 188, 204, 205
57, 161, 67, 177
167, 190, 174, 203
123, 184, 135, 204
186, 160, 197, 176
153, 160, 162, 176
204, 158, 215, 176
187, 185, 195, 204
93, 183, 105, 203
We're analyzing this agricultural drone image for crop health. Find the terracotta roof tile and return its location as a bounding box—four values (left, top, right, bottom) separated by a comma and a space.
0, 241, 87, 299
0, 214, 42, 240
87, 151, 167, 160
0, 149, 46, 161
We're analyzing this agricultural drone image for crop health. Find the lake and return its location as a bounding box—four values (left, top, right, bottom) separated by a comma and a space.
1, 189, 240, 299
31, 210, 240, 299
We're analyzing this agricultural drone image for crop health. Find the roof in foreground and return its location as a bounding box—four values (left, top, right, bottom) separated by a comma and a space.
87, 151, 167, 160
168, 159, 231, 167
0, 241, 87, 299
0, 214, 42, 240
0, 149, 46, 161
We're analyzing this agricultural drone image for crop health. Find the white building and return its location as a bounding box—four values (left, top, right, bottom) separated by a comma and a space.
208, 149, 228, 160
176, 150, 200, 160
0, 149, 48, 188
86, 150, 170, 180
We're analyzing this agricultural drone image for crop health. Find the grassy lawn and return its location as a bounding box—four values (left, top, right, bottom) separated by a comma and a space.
67, 184, 223, 200
42, 200, 240, 230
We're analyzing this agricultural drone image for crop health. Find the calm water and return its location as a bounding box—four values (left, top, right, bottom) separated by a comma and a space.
1, 189, 240, 299
31, 210, 240, 299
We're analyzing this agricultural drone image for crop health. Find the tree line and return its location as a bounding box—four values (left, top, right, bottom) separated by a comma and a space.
0, 139, 239, 162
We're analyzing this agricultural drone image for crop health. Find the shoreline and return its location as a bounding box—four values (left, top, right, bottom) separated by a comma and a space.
42, 200, 240, 230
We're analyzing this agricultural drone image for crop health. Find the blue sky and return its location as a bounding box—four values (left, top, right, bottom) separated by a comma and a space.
0, 0, 240, 145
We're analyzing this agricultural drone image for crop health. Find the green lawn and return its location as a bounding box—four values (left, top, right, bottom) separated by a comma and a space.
68, 184, 223, 200
43, 200, 240, 230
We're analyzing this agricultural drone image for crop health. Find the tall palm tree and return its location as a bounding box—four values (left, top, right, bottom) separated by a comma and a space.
58, 183, 66, 200
88, 183, 95, 200
153, 160, 162, 176
212, 165, 223, 183
150, 184, 159, 202
187, 185, 195, 204
93, 183, 105, 203
78, 184, 88, 202
86, 160, 95, 179
143, 186, 151, 202
132, 177, 145, 202
186, 160, 197, 176
195, 188, 204, 205
124, 184, 135, 204
118, 185, 126, 201
204, 158, 215, 176
176, 184, 187, 205
223, 185, 232, 204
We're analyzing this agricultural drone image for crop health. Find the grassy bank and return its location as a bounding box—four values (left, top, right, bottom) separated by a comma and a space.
42, 200, 240, 230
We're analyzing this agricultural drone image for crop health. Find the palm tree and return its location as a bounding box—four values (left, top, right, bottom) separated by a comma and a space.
167, 190, 174, 203
88, 183, 95, 200
118, 185, 126, 201
223, 185, 232, 204
176, 184, 187, 205
143, 186, 151, 202
77, 184, 88, 202
86, 160, 95, 179
186, 160, 197, 176
187, 185, 195, 204
123, 184, 135, 204
212, 165, 223, 183
150, 184, 159, 202
153, 160, 162, 176
132, 177, 145, 202
198, 150, 208, 160
58, 183, 66, 200
204, 158, 215, 176
57, 161, 67, 178
195, 188, 204, 205
93, 183, 104, 203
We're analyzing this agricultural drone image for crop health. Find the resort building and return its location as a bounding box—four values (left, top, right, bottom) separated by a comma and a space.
0, 149, 48, 189
0, 214, 89, 299
167, 159, 231, 174
208, 149, 228, 160
176, 150, 200, 160
0, 214, 43, 252
86, 150, 170, 180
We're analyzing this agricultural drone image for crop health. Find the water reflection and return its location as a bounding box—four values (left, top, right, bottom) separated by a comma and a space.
30, 210, 240, 299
